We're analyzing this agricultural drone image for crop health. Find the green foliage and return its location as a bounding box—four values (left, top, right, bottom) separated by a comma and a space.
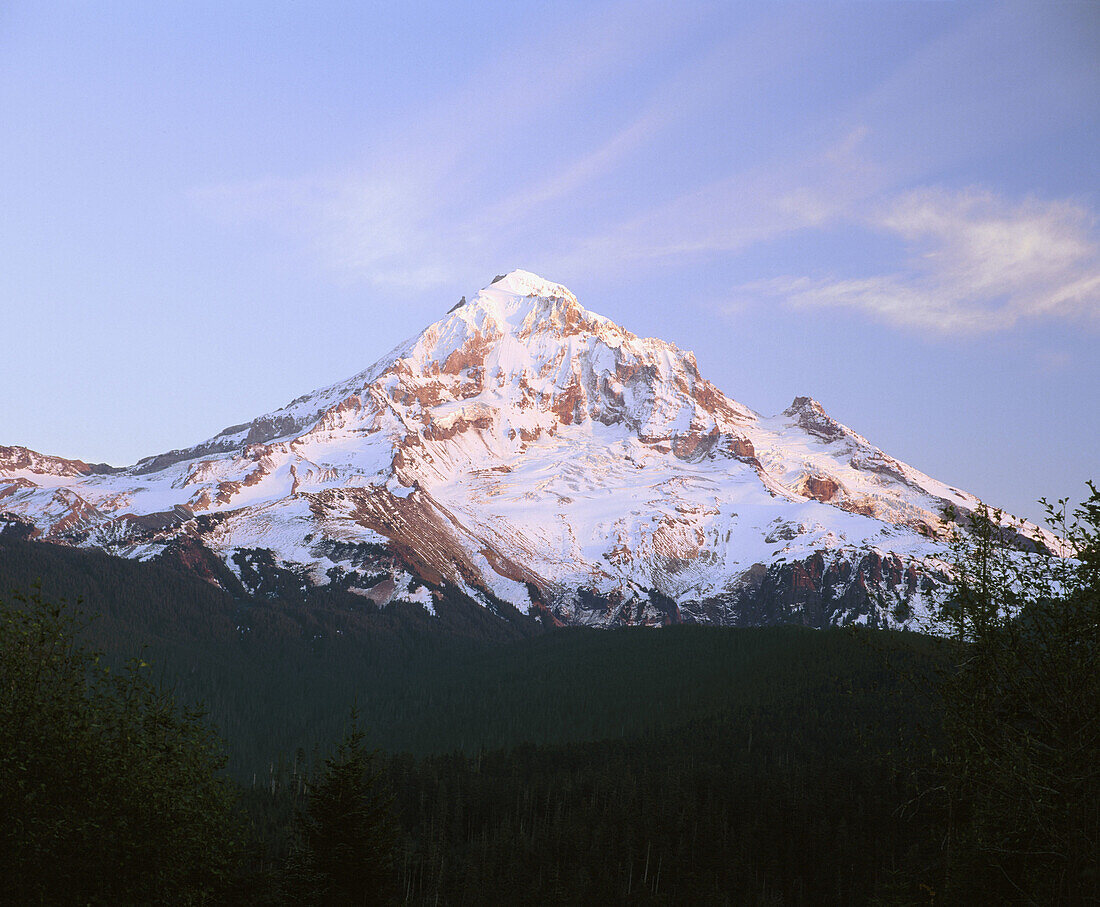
239, 627, 944, 904
936, 488, 1100, 903
0, 587, 243, 905
0, 534, 963, 903
285, 711, 399, 905
383, 677, 930, 904
0, 536, 535, 775
0, 535, 946, 780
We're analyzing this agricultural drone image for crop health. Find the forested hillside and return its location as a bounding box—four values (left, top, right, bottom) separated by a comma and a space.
0, 535, 936, 778
4, 498, 1097, 904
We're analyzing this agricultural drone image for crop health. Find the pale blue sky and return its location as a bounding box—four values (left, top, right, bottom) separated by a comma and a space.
1, 1, 1097, 524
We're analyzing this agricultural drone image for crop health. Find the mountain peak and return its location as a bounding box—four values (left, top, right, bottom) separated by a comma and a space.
785, 396, 825, 416
0, 270, 1059, 632
4, 267, 1060, 628
441, 270, 606, 341
485, 269, 577, 302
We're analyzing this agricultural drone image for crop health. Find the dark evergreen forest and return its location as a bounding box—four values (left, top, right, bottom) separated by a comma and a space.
2, 497, 1097, 906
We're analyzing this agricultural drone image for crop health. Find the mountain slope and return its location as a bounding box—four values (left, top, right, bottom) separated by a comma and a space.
0, 270, 1055, 628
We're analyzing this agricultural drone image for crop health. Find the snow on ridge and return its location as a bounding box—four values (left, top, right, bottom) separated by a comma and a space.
128, 269, 687, 472
0, 269, 1060, 628
485, 269, 578, 302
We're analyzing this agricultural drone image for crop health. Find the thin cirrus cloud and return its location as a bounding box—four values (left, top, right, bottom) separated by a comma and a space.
739, 187, 1100, 334
550, 125, 883, 275
190, 0, 697, 292
190, 6, 860, 293
189, 2, 1099, 339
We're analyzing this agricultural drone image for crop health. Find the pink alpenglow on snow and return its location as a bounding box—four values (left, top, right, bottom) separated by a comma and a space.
0, 272, 1058, 629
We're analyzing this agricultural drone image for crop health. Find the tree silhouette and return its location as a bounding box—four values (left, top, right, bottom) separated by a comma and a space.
286, 709, 399, 905
937, 487, 1100, 904
0, 586, 242, 904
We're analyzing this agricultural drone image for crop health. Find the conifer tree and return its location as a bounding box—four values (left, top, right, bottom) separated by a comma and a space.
0, 587, 242, 904
285, 710, 399, 905
938, 486, 1100, 903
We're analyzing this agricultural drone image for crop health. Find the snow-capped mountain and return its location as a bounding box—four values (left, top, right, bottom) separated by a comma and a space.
0, 271, 1055, 628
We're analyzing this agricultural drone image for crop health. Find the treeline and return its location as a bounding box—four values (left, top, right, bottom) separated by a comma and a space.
0, 535, 532, 775
1, 485, 1097, 903
3, 579, 942, 904
0, 536, 938, 778
234, 623, 944, 904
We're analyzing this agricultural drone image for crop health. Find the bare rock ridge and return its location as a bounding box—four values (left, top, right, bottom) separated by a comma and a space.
0, 270, 1057, 629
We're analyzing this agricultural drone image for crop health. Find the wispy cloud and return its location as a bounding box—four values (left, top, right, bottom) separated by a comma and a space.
544, 124, 884, 279
191, 4, 871, 292
741, 188, 1100, 333
190, 0, 1100, 338
191, 0, 695, 292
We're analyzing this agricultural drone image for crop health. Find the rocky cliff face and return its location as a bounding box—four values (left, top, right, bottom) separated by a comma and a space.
0, 271, 1057, 629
